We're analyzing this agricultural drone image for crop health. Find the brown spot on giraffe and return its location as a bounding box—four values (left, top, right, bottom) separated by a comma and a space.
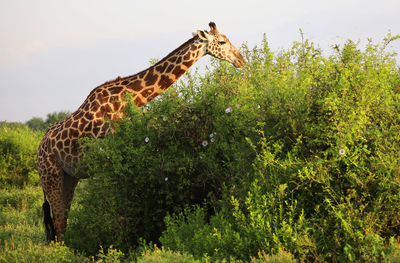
166, 64, 174, 73
37, 22, 246, 242
141, 88, 154, 97
84, 112, 93, 121
65, 119, 72, 128
78, 118, 88, 131
138, 71, 146, 79
90, 100, 100, 112
155, 62, 168, 74
159, 75, 174, 90
182, 60, 194, 68
144, 68, 158, 86
71, 120, 78, 129
101, 89, 110, 97
109, 86, 124, 95
172, 66, 186, 78
179, 46, 189, 55
127, 80, 144, 92
168, 56, 177, 63
183, 52, 191, 61
74, 110, 84, 120
84, 122, 92, 132
112, 100, 122, 112
61, 130, 68, 140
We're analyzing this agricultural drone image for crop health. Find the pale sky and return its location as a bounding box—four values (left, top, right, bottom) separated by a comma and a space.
1, 0, 399, 122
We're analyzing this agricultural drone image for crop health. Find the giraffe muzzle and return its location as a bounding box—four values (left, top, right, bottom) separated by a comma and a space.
233, 52, 246, 68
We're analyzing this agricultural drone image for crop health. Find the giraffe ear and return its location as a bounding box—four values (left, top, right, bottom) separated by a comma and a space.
197, 30, 211, 41
209, 22, 218, 32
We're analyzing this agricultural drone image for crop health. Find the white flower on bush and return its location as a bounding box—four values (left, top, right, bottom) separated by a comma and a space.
164, 177, 168, 181
209, 132, 216, 138
145, 137, 149, 143
210, 138, 215, 143
162, 116, 167, 121
338, 148, 345, 156
202, 140, 208, 147
225, 107, 232, 113
257, 105, 261, 109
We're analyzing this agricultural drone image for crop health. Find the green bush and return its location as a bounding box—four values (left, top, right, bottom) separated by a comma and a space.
66, 34, 400, 261
160, 189, 309, 262
159, 36, 400, 262
0, 125, 42, 187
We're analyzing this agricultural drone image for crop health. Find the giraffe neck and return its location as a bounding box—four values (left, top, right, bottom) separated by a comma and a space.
103, 35, 206, 108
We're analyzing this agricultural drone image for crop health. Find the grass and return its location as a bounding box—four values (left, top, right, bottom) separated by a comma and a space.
0, 186, 86, 262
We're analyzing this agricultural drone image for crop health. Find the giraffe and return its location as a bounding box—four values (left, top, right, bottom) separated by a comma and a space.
37, 22, 246, 241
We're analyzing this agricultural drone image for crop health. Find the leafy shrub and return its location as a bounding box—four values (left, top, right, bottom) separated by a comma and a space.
160, 176, 310, 261
66, 34, 400, 261
160, 35, 400, 261
0, 125, 42, 187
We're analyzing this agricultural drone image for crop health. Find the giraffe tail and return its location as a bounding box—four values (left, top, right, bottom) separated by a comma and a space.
42, 197, 56, 242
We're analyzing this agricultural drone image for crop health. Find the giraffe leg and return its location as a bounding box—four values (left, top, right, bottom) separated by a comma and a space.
61, 173, 79, 233
41, 171, 66, 241
40, 169, 79, 242
42, 169, 66, 241
39, 154, 79, 242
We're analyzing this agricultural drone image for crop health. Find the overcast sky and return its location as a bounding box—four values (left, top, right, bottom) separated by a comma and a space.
1, 0, 399, 122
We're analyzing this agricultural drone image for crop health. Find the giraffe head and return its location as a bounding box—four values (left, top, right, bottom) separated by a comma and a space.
197, 22, 246, 68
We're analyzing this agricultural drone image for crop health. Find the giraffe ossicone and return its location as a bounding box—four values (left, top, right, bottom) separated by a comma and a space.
37, 22, 246, 241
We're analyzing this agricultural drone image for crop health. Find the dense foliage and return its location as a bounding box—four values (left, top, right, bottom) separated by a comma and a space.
0, 110, 71, 188
0, 124, 42, 187
66, 35, 400, 261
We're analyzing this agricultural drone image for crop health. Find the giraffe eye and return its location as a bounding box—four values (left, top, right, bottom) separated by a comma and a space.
219, 41, 226, 45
